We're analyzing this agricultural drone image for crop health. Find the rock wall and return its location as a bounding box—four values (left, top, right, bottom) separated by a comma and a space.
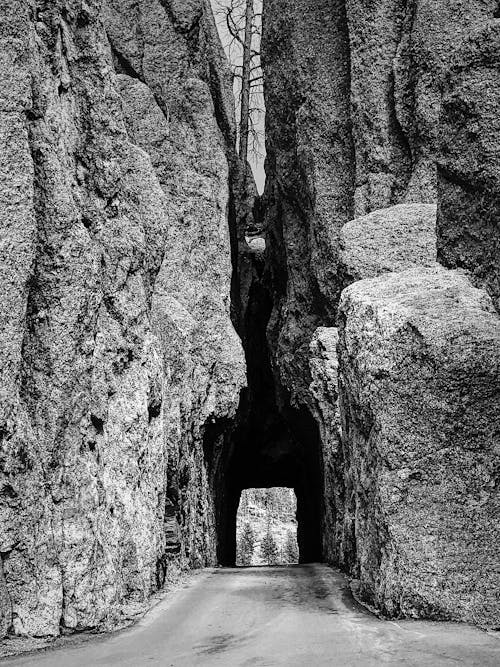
261, 0, 500, 626
437, 20, 500, 312
0, 0, 244, 639
262, 0, 499, 404
347, 0, 500, 307
262, 0, 354, 406
104, 0, 245, 569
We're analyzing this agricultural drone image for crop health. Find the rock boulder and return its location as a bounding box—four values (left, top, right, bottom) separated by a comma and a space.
338, 266, 500, 626
339, 203, 437, 288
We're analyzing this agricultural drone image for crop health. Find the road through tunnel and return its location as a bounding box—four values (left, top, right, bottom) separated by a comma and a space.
217, 416, 322, 567
215, 407, 324, 568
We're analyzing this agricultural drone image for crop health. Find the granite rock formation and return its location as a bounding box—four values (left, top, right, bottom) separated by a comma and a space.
307, 202, 500, 625
346, 0, 499, 215
0, 0, 244, 639
262, 0, 354, 407
338, 203, 437, 288
260, 0, 500, 627
338, 267, 500, 626
437, 20, 500, 312
262, 0, 500, 405
1, 0, 500, 644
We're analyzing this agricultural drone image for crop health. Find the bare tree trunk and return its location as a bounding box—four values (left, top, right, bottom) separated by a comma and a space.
239, 0, 255, 165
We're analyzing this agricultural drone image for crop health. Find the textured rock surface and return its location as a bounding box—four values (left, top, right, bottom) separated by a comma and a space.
2, 0, 500, 642
308, 328, 342, 565
437, 20, 500, 312
339, 204, 437, 288
0, 0, 244, 639
262, 0, 354, 406
260, 2, 500, 628
262, 1, 499, 407
338, 267, 500, 626
105, 0, 246, 567
311, 203, 437, 572
346, 0, 498, 216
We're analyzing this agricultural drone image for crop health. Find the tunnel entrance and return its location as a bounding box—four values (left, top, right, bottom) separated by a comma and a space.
215, 394, 325, 567
236, 488, 299, 565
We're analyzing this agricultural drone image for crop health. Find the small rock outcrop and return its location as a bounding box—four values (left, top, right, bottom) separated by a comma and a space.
339, 203, 437, 288
338, 267, 500, 626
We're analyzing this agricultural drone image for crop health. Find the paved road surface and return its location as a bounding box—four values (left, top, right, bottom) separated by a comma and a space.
2, 565, 499, 666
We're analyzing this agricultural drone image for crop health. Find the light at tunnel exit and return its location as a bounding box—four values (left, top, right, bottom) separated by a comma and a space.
236, 488, 299, 566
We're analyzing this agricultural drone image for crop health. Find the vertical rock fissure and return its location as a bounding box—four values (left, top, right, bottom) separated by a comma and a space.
225, 0, 357, 566
224, 0, 343, 564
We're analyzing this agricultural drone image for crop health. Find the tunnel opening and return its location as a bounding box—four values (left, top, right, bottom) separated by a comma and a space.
215, 352, 325, 568
236, 488, 299, 565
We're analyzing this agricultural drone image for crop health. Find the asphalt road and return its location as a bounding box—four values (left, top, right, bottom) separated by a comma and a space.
2, 565, 499, 666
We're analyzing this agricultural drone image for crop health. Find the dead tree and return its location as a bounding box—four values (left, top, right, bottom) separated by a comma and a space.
215, 0, 264, 165
239, 0, 255, 164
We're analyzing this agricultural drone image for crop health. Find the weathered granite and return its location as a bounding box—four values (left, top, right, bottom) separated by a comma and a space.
437, 20, 500, 313
262, 0, 499, 405
262, 0, 355, 407
260, 0, 500, 629
346, 0, 498, 216
108, 4, 246, 563
2, 0, 500, 641
338, 266, 500, 626
339, 203, 437, 288
0, 0, 244, 639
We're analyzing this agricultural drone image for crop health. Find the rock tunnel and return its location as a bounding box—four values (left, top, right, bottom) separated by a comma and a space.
203, 253, 325, 567
0, 0, 499, 642
215, 372, 324, 568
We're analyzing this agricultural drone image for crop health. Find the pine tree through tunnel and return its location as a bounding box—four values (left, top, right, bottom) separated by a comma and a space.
236, 488, 299, 566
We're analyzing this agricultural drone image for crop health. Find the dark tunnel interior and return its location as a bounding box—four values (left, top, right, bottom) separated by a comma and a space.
215, 402, 324, 567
